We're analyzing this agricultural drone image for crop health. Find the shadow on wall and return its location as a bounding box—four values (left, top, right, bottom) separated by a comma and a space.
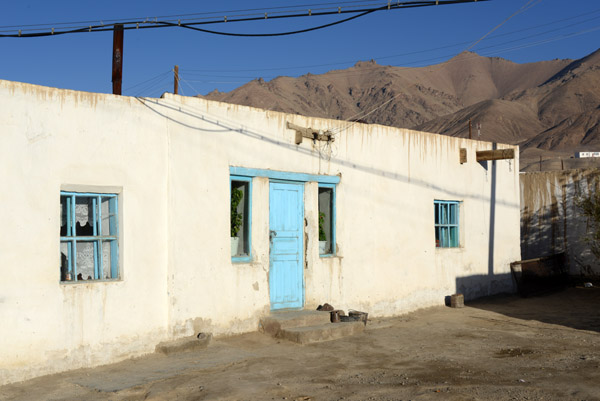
464, 287, 600, 334
454, 273, 516, 302
520, 169, 600, 278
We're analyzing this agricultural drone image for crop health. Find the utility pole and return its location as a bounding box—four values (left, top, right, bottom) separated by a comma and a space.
112, 24, 124, 95
174, 65, 179, 95
468, 119, 472, 140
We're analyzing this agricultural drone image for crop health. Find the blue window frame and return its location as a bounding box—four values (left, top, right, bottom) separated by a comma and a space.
434, 200, 459, 248
230, 175, 252, 262
60, 191, 119, 282
318, 184, 336, 256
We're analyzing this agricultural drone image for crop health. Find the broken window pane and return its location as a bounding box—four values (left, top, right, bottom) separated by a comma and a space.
60, 192, 119, 282
76, 241, 95, 280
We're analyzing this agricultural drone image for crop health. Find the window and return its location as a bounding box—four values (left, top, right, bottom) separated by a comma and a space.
318, 184, 336, 255
60, 191, 119, 282
434, 200, 459, 248
230, 176, 251, 260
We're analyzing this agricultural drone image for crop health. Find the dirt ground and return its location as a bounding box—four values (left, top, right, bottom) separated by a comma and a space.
2, 286, 600, 401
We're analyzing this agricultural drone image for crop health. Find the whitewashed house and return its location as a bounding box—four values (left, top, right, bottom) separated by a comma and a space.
0, 80, 521, 384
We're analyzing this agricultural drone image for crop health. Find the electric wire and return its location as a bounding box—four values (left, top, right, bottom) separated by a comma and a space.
163, 9, 375, 37
466, 0, 542, 51
177, 7, 600, 74
0, 1, 488, 38
0, 1, 389, 30
173, 20, 600, 88
135, 19, 598, 99
123, 69, 172, 92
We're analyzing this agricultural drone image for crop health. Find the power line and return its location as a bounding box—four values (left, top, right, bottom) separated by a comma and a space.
176, 7, 600, 75
0, 1, 488, 38
466, 0, 542, 51
0, 1, 387, 30
123, 69, 172, 92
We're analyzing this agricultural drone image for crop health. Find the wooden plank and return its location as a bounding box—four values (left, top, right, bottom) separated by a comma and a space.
476, 148, 515, 161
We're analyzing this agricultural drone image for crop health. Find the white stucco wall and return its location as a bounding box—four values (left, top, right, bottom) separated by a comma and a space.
0, 80, 521, 385
0, 82, 170, 384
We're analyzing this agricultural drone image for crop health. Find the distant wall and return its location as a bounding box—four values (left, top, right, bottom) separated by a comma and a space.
520, 169, 600, 277
520, 157, 600, 172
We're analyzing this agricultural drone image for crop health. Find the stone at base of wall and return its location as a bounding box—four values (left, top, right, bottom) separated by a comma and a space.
155, 333, 212, 355
450, 294, 464, 308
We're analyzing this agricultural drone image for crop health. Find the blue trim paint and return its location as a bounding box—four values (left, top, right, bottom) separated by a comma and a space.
111, 196, 119, 278
434, 200, 460, 248
318, 183, 337, 256
230, 167, 340, 184
60, 191, 119, 282
230, 175, 253, 263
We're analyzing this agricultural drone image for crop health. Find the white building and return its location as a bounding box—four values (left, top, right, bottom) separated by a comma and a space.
0, 80, 521, 384
575, 151, 600, 158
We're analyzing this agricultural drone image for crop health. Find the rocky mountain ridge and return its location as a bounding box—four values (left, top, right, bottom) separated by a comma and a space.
203, 49, 600, 170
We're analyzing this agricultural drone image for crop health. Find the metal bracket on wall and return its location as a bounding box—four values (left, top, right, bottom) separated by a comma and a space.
287, 122, 335, 145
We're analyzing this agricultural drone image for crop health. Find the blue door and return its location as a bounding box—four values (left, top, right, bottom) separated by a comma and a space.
269, 181, 304, 310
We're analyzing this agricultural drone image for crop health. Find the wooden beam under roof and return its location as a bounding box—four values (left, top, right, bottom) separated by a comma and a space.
476, 149, 515, 162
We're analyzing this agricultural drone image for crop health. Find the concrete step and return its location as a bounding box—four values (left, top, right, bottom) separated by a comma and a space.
278, 321, 365, 344
259, 310, 365, 344
259, 310, 331, 337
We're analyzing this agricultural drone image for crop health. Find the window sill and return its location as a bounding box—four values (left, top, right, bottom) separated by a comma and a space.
435, 246, 464, 251
60, 278, 122, 285
319, 253, 337, 258
232, 255, 253, 264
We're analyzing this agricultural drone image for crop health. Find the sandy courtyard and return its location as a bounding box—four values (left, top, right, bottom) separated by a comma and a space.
1, 286, 599, 401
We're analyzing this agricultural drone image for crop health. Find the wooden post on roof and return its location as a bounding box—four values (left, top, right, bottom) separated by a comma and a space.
174, 65, 179, 95
468, 119, 472, 140
111, 24, 124, 95
476, 148, 515, 162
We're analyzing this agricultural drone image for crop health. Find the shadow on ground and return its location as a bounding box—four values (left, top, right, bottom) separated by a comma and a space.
466, 286, 600, 333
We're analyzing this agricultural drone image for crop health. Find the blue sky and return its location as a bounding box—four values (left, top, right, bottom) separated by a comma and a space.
2, 0, 599, 97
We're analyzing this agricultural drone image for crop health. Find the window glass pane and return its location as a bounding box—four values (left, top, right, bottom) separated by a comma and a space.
450, 227, 459, 247
60, 196, 70, 236
318, 187, 333, 254
75, 197, 94, 236
435, 227, 440, 247
101, 196, 118, 236
231, 180, 249, 257
75, 241, 96, 280
442, 227, 449, 247
441, 203, 448, 224
449, 203, 457, 225
60, 241, 72, 281
102, 240, 118, 279
434, 203, 440, 225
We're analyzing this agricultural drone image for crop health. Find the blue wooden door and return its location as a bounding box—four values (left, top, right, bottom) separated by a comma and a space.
269, 181, 304, 310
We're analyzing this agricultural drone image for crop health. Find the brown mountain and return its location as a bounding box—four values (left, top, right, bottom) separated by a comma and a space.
415, 49, 600, 170
202, 50, 600, 170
